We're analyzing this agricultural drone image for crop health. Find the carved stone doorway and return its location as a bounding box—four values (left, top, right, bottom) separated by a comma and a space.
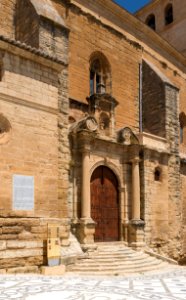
91, 166, 119, 242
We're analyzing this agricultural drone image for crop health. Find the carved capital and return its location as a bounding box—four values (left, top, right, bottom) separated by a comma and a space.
131, 157, 140, 165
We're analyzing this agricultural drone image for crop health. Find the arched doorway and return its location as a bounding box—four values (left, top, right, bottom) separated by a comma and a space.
91, 166, 119, 242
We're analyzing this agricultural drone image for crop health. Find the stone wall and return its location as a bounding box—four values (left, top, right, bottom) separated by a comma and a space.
58, 67, 70, 219
53, 1, 142, 131
142, 61, 166, 138
15, 0, 39, 48
0, 0, 15, 39
0, 33, 70, 270
142, 149, 170, 254
0, 52, 60, 218
0, 217, 69, 273
141, 82, 181, 260
166, 85, 181, 259
39, 20, 69, 63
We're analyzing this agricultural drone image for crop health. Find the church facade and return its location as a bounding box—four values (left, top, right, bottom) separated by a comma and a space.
0, 0, 186, 273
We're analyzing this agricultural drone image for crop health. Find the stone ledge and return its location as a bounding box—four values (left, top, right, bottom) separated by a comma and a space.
0, 35, 67, 65
145, 250, 178, 265
41, 265, 66, 275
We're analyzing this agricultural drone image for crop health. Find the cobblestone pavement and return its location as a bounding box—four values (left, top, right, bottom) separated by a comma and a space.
0, 269, 186, 300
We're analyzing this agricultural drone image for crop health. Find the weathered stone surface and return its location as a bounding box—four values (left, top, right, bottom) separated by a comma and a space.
0, 256, 43, 269
2, 226, 23, 234
7, 241, 43, 249
0, 249, 43, 259
0, 241, 6, 251
7, 266, 39, 274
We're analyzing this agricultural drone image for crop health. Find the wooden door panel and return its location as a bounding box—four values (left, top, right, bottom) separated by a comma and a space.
91, 166, 119, 242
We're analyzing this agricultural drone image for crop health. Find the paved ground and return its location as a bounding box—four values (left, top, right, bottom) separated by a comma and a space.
0, 269, 186, 300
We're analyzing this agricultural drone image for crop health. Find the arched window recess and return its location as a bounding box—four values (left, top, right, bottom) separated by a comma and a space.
165, 3, 173, 25
89, 52, 111, 96
145, 14, 156, 30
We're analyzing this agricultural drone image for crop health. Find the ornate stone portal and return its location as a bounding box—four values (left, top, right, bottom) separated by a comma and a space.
70, 94, 145, 251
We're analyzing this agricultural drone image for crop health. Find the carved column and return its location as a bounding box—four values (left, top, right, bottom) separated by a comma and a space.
132, 158, 141, 220
81, 149, 91, 218
76, 133, 96, 251
129, 156, 145, 249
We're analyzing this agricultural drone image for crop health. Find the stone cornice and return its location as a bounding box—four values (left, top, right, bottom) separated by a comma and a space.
0, 35, 67, 71
69, 0, 186, 72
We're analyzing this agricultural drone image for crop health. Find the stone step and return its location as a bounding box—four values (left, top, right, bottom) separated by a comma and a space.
89, 252, 149, 259
67, 263, 170, 275
68, 259, 167, 271
92, 249, 140, 255
86, 254, 152, 262
66, 243, 173, 275
73, 256, 161, 266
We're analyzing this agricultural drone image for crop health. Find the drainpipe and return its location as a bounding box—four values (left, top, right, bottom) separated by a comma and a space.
139, 63, 143, 133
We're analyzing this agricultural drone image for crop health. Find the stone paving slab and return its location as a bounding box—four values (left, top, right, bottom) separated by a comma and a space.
0, 269, 186, 299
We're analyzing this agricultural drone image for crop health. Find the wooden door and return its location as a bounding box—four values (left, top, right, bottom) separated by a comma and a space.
91, 166, 119, 242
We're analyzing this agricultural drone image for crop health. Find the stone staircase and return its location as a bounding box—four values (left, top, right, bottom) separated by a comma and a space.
66, 242, 177, 275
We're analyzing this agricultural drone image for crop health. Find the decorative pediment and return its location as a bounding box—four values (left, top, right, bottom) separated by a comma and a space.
69, 116, 98, 134
118, 127, 139, 145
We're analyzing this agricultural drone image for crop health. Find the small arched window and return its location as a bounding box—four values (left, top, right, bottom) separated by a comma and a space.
90, 59, 102, 95
145, 14, 156, 30
89, 52, 111, 95
165, 4, 173, 25
154, 167, 161, 182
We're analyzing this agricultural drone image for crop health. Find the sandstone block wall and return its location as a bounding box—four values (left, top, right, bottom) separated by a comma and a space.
0, 51, 60, 218
0, 217, 70, 273
0, 218, 44, 272
15, 0, 39, 48
0, 31, 70, 269
0, 0, 15, 39
39, 20, 69, 62
142, 61, 166, 138
142, 150, 170, 254
53, 2, 142, 131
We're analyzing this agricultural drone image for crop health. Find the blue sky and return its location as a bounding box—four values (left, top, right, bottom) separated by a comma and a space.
114, 0, 151, 13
